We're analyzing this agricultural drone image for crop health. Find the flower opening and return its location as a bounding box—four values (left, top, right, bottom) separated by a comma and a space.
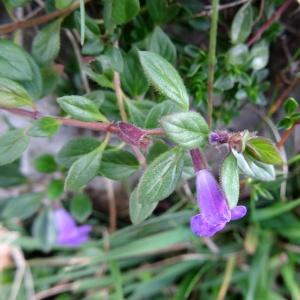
190, 169, 246, 237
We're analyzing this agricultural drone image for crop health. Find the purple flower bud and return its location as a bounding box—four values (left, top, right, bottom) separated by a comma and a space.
117, 122, 150, 149
54, 208, 91, 247
190, 169, 246, 237
209, 131, 229, 144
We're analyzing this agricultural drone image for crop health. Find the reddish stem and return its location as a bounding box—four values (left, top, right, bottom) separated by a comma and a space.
247, 0, 294, 47
0, 107, 163, 137
277, 121, 299, 148
190, 149, 206, 172
0, 0, 90, 34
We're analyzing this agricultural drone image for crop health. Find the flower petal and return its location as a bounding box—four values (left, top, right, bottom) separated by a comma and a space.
230, 205, 247, 220
196, 170, 231, 224
190, 213, 227, 237
54, 208, 77, 232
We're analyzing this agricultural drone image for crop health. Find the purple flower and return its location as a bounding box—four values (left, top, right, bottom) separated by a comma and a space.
53, 208, 92, 247
190, 169, 247, 237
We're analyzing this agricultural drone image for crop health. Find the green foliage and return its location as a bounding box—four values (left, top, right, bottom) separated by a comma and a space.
0, 40, 33, 81
221, 153, 240, 209
246, 137, 282, 165
139, 51, 189, 110
70, 194, 92, 222
32, 19, 62, 65
121, 49, 149, 97
47, 179, 64, 200
29, 117, 60, 137
32, 208, 57, 252
0, 77, 33, 108
56, 137, 100, 167
33, 154, 58, 173
112, 0, 140, 25
137, 147, 184, 204
0, 129, 30, 166
231, 3, 253, 44
99, 149, 139, 180
1, 1, 300, 298
232, 149, 275, 181
148, 27, 177, 65
145, 99, 179, 129
161, 111, 209, 149
2, 192, 43, 220
64, 146, 103, 192
57, 95, 107, 122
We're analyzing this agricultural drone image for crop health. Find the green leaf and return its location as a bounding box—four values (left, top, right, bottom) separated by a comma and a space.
32, 19, 62, 65
231, 3, 253, 44
55, 0, 73, 9
98, 47, 124, 73
221, 153, 240, 209
139, 51, 189, 111
112, 0, 140, 24
0, 129, 30, 166
47, 179, 64, 200
2, 192, 43, 220
64, 145, 104, 192
125, 98, 154, 127
214, 74, 236, 91
145, 100, 179, 129
70, 194, 92, 222
161, 112, 209, 149
32, 208, 57, 252
0, 39, 33, 81
250, 40, 269, 70
227, 44, 249, 66
129, 188, 158, 224
147, 0, 179, 24
121, 48, 149, 97
278, 117, 293, 130
99, 149, 139, 180
147, 140, 169, 163
137, 147, 184, 204
0, 161, 26, 188
33, 154, 58, 173
246, 137, 282, 165
82, 39, 104, 56
148, 27, 177, 65
0, 77, 33, 108
56, 137, 100, 167
22, 53, 43, 101
284, 97, 298, 115
57, 95, 107, 122
28, 116, 60, 137
232, 150, 275, 181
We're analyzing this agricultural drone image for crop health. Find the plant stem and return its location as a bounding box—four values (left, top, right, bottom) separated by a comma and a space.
217, 255, 236, 300
207, 0, 219, 128
247, 0, 294, 47
0, 107, 163, 136
113, 41, 128, 122
0, 0, 91, 34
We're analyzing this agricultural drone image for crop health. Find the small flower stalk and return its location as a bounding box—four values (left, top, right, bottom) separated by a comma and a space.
190, 169, 246, 237
54, 208, 91, 247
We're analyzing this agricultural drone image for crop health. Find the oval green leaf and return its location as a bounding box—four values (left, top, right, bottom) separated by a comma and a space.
139, 51, 189, 111
161, 111, 209, 149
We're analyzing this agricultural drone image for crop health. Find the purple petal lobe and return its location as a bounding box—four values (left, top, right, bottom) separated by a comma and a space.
196, 170, 231, 224
53, 208, 91, 247
53, 208, 76, 232
230, 205, 247, 220
190, 214, 227, 237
